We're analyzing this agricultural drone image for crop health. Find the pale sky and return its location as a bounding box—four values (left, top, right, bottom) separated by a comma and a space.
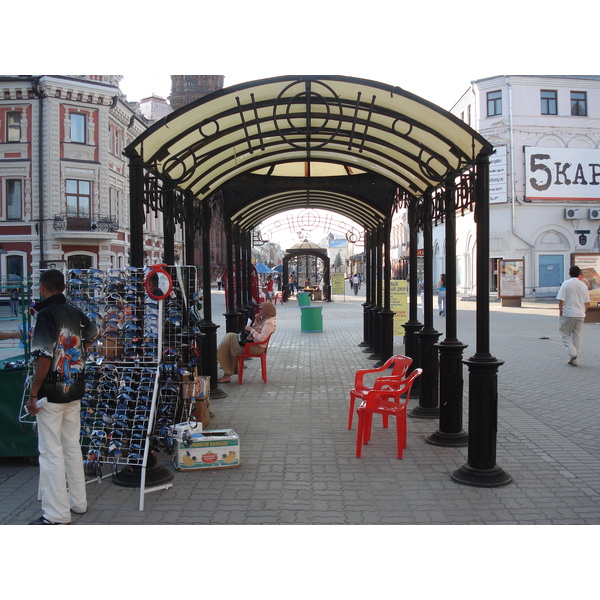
12, 0, 599, 246
17, 1, 599, 112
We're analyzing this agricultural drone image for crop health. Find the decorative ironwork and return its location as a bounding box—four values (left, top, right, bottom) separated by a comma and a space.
92, 216, 119, 232
255, 208, 363, 247
52, 214, 118, 232
273, 80, 344, 151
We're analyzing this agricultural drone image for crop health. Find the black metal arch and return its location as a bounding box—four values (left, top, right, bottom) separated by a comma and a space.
125, 76, 490, 200
220, 172, 396, 231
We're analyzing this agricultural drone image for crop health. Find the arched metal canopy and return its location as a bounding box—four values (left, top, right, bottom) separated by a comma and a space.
124, 75, 493, 213
124, 75, 509, 488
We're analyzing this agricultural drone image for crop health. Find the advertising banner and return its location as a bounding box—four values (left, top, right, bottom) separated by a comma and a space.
331, 272, 346, 295
572, 253, 600, 308
498, 259, 525, 298
525, 147, 600, 200
389, 279, 408, 336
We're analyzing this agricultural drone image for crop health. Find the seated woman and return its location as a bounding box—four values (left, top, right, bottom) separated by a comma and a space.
217, 301, 276, 383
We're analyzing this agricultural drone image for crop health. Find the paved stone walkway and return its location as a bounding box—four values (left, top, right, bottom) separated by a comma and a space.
1, 288, 599, 526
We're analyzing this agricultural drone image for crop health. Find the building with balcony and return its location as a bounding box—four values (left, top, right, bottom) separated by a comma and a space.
0, 75, 177, 282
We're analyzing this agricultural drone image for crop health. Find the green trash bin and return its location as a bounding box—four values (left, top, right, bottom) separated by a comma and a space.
300, 305, 323, 332
297, 291, 311, 307
0, 358, 38, 457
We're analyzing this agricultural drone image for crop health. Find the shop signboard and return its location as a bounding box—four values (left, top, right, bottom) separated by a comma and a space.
525, 147, 600, 201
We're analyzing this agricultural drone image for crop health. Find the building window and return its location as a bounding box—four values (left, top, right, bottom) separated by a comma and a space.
110, 124, 122, 156
6, 111, 21, 142
70, 112, 86, 143
487, 90, 502, 117
66, 179, 91, 218
571, 91, 587, 116
6, 180, 23, 220
541, 90, 558, 115
6, 255, 24, 281
67, 254, 93, 270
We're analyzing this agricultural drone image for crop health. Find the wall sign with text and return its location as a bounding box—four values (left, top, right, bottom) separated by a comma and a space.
525, 147, 600, 201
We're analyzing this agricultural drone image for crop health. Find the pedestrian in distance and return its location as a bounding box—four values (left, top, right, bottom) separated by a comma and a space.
10, 287, 19, 317
438, 273, 447, 316
26, 269, 98, 524
556, 265, 590, 366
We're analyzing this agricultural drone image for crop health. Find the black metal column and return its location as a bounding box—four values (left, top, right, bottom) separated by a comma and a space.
428, 185, 468, 446
233, 228, 245, 326
242, 231, 255, 320
197, 198, 225, 399
183, 193, 196, 267
223, 219, 239, 333
367, 229, 383, 361
162, 190, 175, 265
117, 161, 173, 487
359, 230, 372, 348
128, 155, 144, 268
452, 153, 512, 487
403, 198, 423, 373
380, 218, 395, 364
411, 195, 441, 418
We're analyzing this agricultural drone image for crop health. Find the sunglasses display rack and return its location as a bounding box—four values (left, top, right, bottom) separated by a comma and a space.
62, 266, 203, 507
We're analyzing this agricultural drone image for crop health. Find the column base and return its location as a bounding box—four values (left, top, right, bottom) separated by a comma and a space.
113, 463, 174, 488
408, 405, 439, 419
451, 463, 512, 488
426, 429, 468, 447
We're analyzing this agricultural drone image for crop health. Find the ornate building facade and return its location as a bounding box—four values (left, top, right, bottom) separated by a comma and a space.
0, 75, 176, 281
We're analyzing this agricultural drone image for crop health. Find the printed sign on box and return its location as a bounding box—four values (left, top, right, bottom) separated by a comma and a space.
173, 428, 240, 471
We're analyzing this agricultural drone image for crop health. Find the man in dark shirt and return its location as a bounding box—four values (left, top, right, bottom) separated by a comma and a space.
26, 269, 98, 524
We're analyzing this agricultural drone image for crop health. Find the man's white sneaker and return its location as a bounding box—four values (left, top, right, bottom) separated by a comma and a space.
567, 356, 578, 366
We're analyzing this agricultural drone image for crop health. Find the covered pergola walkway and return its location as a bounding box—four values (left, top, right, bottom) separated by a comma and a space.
124, 76, 511, 487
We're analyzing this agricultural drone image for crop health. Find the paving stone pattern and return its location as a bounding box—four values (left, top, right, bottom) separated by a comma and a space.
1, 289, 599, 525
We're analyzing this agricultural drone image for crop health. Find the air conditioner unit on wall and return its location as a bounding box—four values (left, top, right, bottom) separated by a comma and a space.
589, 208, 600, 220
564, 208, 579, 219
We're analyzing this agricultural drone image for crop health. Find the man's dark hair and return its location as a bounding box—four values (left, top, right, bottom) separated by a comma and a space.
569, 265, 581, 278
40, 269, 65, 293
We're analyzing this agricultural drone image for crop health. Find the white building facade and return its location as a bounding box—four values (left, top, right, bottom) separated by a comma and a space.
416, 75, 600, 297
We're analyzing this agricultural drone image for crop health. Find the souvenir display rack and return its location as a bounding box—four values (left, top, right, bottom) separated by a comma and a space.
20, 265, 202, 510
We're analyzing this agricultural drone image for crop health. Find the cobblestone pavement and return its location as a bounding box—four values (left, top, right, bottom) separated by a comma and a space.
1, 289, 599, 528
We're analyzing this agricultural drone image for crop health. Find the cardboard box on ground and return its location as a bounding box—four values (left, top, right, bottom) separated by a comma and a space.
173, 427, 240, 471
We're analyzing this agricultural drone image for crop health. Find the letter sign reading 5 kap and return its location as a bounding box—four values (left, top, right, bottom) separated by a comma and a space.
525, 147, 600, 200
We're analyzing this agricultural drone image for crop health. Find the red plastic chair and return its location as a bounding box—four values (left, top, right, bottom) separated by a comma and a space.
237, 335, 272, 385
355, 368, 422, 459
348, 355, 413, 429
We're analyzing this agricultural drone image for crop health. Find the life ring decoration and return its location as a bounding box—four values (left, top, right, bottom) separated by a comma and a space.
145, 264, 173, 301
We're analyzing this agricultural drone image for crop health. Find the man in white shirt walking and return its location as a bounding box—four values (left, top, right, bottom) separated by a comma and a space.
556, 265, 590, 366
